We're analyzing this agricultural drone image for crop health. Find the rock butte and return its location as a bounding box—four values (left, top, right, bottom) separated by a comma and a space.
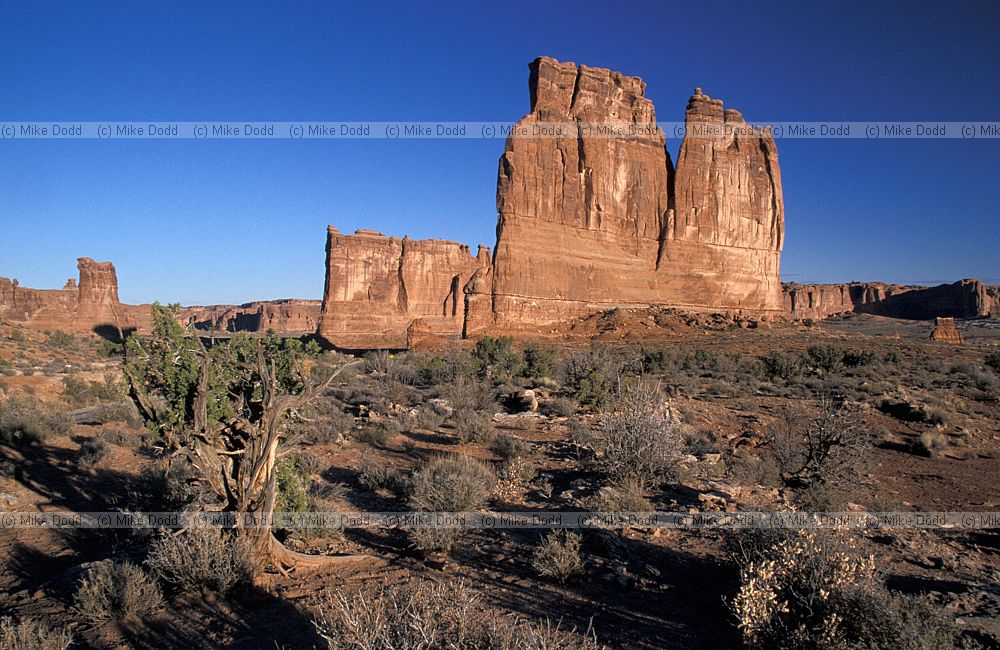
929, 317, 964, 344
319, 56, 785, 347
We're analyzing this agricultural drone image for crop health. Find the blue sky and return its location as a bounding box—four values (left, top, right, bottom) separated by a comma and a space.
1, 0, 998, 304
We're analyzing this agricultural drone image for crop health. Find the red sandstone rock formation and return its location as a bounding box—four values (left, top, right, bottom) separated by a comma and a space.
0, 258, 133, 334
465, 57, 785, 336
784, 279, 994, 321
318, 227, 486, 348
181, 299, 321, 335
930, 317, 963, 343
318, 56, 787, 346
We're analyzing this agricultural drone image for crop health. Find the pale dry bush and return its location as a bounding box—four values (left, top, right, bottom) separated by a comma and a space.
409, 455, 495, 513
732, 531, 876, 649
146, 527, 253, 594
407, 455, 495, 553
74, 561, 163, 623
314, 580, 602, 650
0, 617, 72, 650
768, 399, 871, 488
531, 530, 584, 584
601, 381, 681, 485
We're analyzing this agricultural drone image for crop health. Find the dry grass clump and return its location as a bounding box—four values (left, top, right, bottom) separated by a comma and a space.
314, 580, 601, 650
600, 381, 681, 486
146, 528, 254, 594
491, 433, 531, 460
452, 408, 496, 444
407, 455, 495, 553
913, 430, 949, 457
357, 459, 406, 495
0, 617, 73, 650
531, 530, 584, 584
74, 561, 163, 623
0, 397, 71, 445
77, 438, 112, 467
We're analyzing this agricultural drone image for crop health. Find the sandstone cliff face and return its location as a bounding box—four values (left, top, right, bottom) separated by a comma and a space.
0, 258, 131, 334
467, 56, 785, 335
784, 279, 994, 321
318, 227, 486, 348
481, 56, 673, 331
659, 90, 784, 312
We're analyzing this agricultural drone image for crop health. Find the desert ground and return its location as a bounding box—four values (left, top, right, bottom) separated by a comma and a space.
1, 311, 999, 649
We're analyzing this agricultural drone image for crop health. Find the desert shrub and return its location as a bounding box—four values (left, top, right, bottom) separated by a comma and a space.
641, 348, 675, 375
314, 580, 601, 650
290, 449, 326, 476
409, 455, 495, 512
78, 439, 111, 467
804, 345, 844, 373
127, 462, 217, 513
768, 400, 871, 488
584, 476, 652, 512
561, 345, 621, 408
472, 336, 525, 383
0, 617, 73, 650
45, 330, 74, 349
90, 402, 142, 427
445, 379, 496, 413
601, 381, 681, 486
357, 459, 405, 494
96, 426, 141, 448
74, 561, 163, 623
95, 339, 123, 358
724, 452, 782, 487
491, 433, 530, 460
547, 396, 578, 418
825, 584, 959, 650
146, 528, 253, 594
408, 455, 493, 553
306, 406, 355, 444
732, 531, 876, 649
61, 373, 127, 408
723, 527, 793, 569
0, 397, 71, 445
354, 418, 401, 447
493, 457, 537, 503
913, 430, 949, 457
412, 406, 445, 431
522, 341, 558, 379
986, 351, 1000, 374
452, 408, 496, 444
532, 530, 584, 584
756, 353, 804, 381
275, 456, 311, 515
408, 347, 477, 387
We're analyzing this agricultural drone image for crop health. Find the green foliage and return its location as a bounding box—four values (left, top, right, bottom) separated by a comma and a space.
757, 352, 804, 381
95, 339, 123, 358
45, 330, 74, 349
642, 348, 675, 374
124, 303, 318, 441
562, 345, 620, 408
472, 336, 525, 383
521, 341, 558, 379
275, 456, 311, 515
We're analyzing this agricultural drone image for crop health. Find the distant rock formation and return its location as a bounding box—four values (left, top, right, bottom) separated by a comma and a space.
317, 227, 487, 348
929, 317, 963, 343
321, 55, 786, 347
0, 258, 135, 335
181, 299, 320, 335
784, 279, 995, 321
